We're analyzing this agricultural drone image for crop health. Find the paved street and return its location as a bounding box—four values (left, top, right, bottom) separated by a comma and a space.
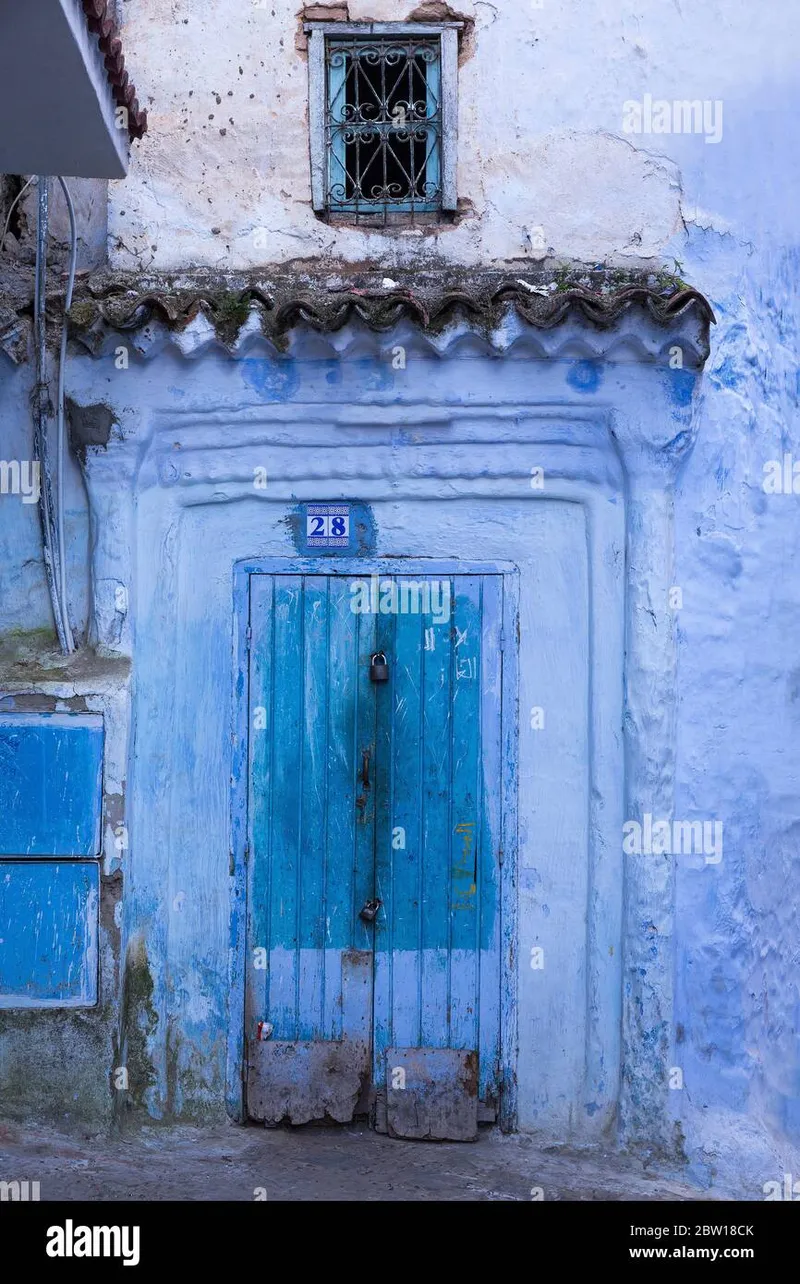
0, 1121, 714, 1202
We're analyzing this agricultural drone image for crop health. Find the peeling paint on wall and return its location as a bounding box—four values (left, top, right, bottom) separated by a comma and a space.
0, 0, 797, 1201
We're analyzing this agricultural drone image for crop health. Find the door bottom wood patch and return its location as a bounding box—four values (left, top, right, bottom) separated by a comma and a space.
385, 1048, 479, 1141
247, 1039, 371, 1126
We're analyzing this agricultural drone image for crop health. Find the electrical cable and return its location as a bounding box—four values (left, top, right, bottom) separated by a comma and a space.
56, 175, 77, 653
33, 175, 69, 652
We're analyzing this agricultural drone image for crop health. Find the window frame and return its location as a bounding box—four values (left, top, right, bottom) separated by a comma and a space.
305, 21, 461, 218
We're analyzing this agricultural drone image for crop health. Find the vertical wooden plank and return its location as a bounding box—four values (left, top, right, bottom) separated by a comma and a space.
449, 576, 482, 1053
372, 591, 401, 1082
328, 45, 348, 210
268, 576, 304, 1040
298, 577, 329, 1039
478, 575, 504, 1101
341, 948, 372, 1050
371, 593, 391, 1084
383, 598, 424, 1051
420, 577, 452, 1046
424, 46, 441, 206
323, 576, 360, 1040
350, 592, 377, 1035
341, 580, 378, 1062
246, 575, 274, 1042
440, 27, 459, 210
308, 29, 327, 211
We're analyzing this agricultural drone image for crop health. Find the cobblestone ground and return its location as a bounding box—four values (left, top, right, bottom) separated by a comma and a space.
0, 1120, 714, 1202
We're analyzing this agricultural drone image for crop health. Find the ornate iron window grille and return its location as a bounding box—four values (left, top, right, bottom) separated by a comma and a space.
325, 36, 443, 215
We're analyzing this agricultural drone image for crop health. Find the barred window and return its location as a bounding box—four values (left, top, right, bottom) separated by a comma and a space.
306, 23, 460, 222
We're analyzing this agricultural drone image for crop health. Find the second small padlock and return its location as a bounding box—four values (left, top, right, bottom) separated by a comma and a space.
370, 651, 389, 683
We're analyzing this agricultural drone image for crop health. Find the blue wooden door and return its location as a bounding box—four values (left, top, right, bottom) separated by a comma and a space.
244, 570, 505, 1137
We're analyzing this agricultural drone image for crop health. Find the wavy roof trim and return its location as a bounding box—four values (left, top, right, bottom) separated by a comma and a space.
66, 267, 715, 365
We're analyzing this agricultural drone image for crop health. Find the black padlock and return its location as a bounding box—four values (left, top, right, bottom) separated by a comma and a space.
370, 651, 389, 683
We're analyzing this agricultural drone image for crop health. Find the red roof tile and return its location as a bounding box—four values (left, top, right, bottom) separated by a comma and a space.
81, 0, 147, 141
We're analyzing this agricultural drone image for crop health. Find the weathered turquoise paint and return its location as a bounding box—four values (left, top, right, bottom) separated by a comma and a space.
243, 565, 508, 1116
246, 572, 378, 1045
0, 714, 104, 857
372, 574, 504, 1104
0, 861, 99, 1007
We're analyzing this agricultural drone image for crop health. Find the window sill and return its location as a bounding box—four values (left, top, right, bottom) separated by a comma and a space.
321, 209, 455, 230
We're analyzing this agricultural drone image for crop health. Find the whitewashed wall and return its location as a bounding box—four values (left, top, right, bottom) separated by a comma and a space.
110, 0, 790, 272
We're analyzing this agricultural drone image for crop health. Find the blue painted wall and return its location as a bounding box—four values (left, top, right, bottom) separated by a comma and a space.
0, 311, 797, 1192
0, 15, 796, 1200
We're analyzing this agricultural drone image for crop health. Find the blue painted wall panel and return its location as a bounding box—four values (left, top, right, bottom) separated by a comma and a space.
0, 714, 104, 857
0, 861, 99, 1007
